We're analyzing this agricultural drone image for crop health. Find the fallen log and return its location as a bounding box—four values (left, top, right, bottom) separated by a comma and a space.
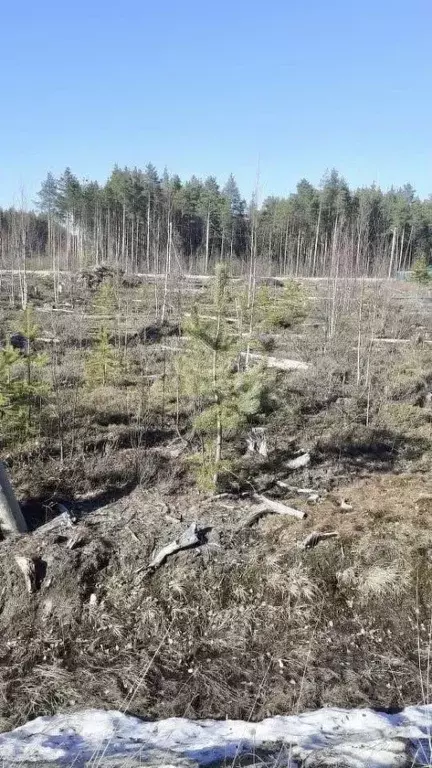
373, 337, 432, 345
183, 312, 238, 324
147, 522, 201, 571
242, 353, 308, 371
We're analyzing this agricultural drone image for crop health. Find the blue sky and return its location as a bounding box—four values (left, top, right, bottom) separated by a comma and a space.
1, 0, 431, 207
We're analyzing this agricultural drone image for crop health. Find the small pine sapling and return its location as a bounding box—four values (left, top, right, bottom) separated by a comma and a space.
85, 327, 120, 388
93, 280, 119, 319
85, 281, 122, 388
0, 307, 50, 444
252, 280, 308, 332
179, 264, 269, 490
411, 256, 431, 285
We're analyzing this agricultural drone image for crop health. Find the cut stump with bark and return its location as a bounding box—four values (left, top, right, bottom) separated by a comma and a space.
0, 463, 27, 537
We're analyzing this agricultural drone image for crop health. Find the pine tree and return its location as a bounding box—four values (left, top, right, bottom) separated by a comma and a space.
178, 264, 269, 489
93, 279, 119, 317
254, 281, 308, 331
85, 327, 120, 388
57, 167, 82, 221
411, 256, 431, 284
85, 280, 121, 388
0, 308, 50, 444
37, 172, 58, 215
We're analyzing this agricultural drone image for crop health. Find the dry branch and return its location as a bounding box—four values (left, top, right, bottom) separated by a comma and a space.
147, 522, 201, 571
286, 453, 311, 470
276, 481, 316, 494
252, 494, 306, 520
237, 504, 272, 530
35, 510, 76, 537
159, 344, 184, 353
14, 556, 37, 593
301, 531, 339, 549
67, 531, 87, 550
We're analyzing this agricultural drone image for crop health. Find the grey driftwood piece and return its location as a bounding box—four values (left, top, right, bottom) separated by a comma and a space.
253, 493, 306, 520
238, 495, 306, 531
147, 522, 201, 571
36, 510, 76, 536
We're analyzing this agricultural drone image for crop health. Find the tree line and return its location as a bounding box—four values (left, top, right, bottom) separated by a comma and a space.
1, 165, 431, 276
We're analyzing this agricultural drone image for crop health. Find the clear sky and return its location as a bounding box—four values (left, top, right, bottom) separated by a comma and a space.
1, 0, 431, 208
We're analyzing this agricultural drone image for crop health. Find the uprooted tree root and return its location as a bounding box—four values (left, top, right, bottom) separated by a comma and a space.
1, 474, 432, 730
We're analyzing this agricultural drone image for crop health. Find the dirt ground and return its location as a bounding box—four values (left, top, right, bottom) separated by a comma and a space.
1, 271, 432, 730
1, 469, 432, 731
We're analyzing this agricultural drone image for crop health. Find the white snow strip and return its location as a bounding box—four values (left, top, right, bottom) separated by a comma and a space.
0, 706, 431, 766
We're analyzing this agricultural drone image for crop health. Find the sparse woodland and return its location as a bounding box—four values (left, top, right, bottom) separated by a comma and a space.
0, 168, 431, 733
1, 166, 432, 284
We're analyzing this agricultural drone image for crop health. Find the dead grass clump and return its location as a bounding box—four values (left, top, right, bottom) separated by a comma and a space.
53, 349, 85, 388
375, 402, 431, 433
81, 385, 140, 424
385, 354, 432, 403
315, 425, 398, 472
357, 564, 408, 603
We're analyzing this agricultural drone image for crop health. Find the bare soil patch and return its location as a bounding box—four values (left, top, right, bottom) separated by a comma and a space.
1, 471, 432, 730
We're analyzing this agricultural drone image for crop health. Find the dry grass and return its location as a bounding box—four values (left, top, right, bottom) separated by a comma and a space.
0, 473, 431, 728
0, 274, 432, 731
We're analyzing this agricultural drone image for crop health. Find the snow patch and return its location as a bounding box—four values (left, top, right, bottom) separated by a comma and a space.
0, 705, 431, 766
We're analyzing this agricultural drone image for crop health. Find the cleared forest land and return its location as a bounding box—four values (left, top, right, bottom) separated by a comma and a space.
0, 268, 432, 731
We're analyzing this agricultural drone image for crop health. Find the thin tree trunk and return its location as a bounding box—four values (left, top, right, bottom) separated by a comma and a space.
135, 217, 139, 273
156, 217, 160, 274
295, 232, 301, 276
147, 198, 151, 272
312, 202, 322, 276
131, 217, 135, 274
397, 226, 405, 273
212, 310, 222, 483
205, 208, 210, 274
122, 201, 126, 270
388, 227, 397, 278
161, 220, 172, 323
283, 218, 289, 275
403, 227, 413, 270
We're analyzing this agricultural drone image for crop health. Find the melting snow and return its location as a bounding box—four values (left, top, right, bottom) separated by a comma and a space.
0, 706, 431, 766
